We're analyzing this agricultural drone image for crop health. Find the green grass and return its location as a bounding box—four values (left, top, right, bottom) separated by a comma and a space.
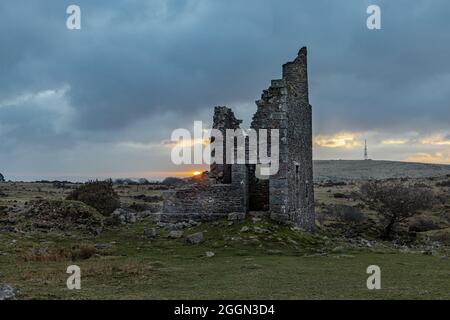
1, 217, 449, 300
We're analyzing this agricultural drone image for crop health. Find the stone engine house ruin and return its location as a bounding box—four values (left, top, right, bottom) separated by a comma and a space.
163, 47, 315, 230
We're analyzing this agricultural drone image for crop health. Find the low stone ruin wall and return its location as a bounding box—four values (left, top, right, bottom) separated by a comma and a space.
152, 212, 230, 224
162, 184, 246, 219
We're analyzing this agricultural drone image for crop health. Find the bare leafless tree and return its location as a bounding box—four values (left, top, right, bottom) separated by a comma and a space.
360, 180, 434, 239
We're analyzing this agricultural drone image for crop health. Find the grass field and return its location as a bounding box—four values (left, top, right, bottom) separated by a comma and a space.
1, 215, 449, 300
1, 178, 449, 300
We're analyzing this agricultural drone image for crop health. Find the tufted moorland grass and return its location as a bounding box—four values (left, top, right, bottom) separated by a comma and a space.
0, 217, 449, 300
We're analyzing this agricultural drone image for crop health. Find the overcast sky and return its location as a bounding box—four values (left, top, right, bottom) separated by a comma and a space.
1, 0, 449, 181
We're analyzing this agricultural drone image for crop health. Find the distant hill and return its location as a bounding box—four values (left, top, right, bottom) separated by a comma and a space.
313, 160, 450, 182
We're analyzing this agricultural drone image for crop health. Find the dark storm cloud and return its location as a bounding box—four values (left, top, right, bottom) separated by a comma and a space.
0, 0, 449, 161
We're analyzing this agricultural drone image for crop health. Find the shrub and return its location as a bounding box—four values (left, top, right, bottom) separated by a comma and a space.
23, 244, 96, 262
70, 244, 97, 260
161, 177, 187, 187
0, 205, 7, 216
408, 215, 443, 232
127, 202, 160, 213
418, 228, 450, 245
67, 180, 120, 216
443, 212, 450, 224
333, 193, 350, 199
324, 204, 366, 223
321, 180, 346, 187
23, 200, 104, 234
138, 178, 150, 185
52, 181, 67, 189
128, 202, 148, 212
436, 180, 450, 187
133, 194, 163, 202
360, 180, 435, 239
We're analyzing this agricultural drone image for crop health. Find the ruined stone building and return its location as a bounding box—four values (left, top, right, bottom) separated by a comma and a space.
163, 47, 315, 230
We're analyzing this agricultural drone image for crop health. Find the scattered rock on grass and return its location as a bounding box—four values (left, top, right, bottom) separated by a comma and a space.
331, 246, 344, 253
168, 230, 183, 239
228, 212, 245, 221
240, 226, 249, 233
0, 284, 18, 300
254, 226, 270, 234
186, 232, 204, 244
112, 208, 137, 224
95, 243, 111, 250
144, 228, 157, 238
158, 220, 200, 230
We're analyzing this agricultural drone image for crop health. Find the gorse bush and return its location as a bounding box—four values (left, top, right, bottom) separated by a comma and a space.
67, 180, 120, 216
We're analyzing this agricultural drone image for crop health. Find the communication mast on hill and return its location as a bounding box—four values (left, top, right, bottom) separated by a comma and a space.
364, 139, 368, 160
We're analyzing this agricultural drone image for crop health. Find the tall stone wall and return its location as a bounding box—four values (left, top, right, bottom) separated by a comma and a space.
250, 47, 315, 230
282, 47, 315, 230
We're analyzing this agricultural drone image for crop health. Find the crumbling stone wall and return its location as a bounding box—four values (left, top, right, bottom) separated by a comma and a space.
251, 79, 289, 219
210, 106, 242, 184
250, 47, 314, 230
162, 183, 245, 215
162, 47, 315, 231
